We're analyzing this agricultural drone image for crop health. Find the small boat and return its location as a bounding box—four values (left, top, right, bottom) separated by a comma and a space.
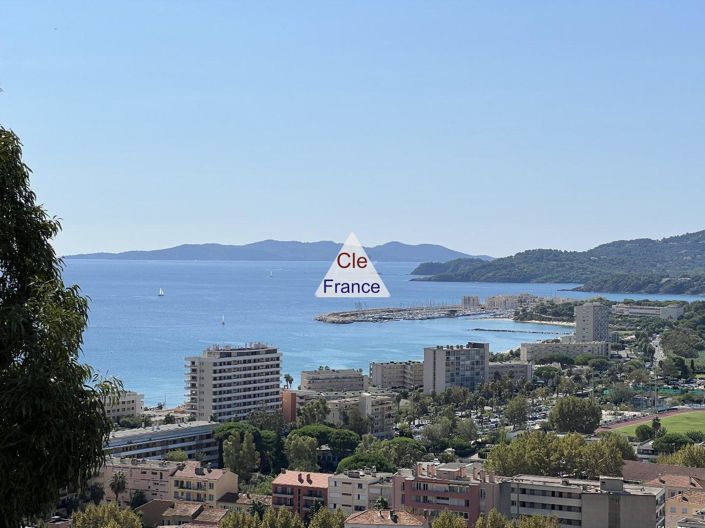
158, 288, 164, 297
269, 270, 273, 278
221, 315, 225, 325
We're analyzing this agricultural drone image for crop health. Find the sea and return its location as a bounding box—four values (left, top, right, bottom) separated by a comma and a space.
62, 260, 705, 406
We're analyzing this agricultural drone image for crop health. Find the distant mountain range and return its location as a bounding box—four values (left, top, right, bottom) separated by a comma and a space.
412, 230, 705, 295
65, 240, 492, 263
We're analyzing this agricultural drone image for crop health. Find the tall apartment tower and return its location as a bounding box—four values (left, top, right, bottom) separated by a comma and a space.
186, 343, 281, 422
423, 342, 490, 394
574, 302, 610, 342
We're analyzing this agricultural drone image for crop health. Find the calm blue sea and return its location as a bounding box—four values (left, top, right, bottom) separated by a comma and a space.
62, 260, 704, 406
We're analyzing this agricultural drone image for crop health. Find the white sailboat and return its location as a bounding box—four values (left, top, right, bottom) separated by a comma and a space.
221, 314, 225, 325
158, 288, 164, 297
269, 270, 273, 278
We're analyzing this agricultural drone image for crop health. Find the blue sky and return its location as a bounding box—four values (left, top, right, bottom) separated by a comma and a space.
1, 1, 704, 257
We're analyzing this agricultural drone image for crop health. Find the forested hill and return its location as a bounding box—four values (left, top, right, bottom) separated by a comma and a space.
412, 230, 705, 294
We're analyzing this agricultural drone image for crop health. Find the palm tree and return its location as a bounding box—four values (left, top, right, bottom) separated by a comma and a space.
284, 373, 293, 389
109, 471, 127, 504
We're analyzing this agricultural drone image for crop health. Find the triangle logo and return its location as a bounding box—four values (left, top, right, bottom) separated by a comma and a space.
315, 233, 390, 298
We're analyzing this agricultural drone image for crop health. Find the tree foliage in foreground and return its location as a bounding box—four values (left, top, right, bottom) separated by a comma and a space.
475, 508, 560, 528
0, 127, 121, 526
485, 431, 624, 479
221, 504, 308, 528
658, 444, 705, 467
71, 503, 141, 528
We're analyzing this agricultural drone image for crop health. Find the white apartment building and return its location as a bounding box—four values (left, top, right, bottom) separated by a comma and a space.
612, 303, 685, 321
105, 421, 218, 464
186, 343, 281, 422
574, 302, 610, 343
519, 341, 609, 362
505, 475, 665, 528
328, 469, 394, 514
423, 343, 489, 394
369, 361, 424, 390
301, 368, 367, 392
105, 390, 144, 422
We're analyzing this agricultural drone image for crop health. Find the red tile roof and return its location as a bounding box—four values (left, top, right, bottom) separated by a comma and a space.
273, 470, 330, 488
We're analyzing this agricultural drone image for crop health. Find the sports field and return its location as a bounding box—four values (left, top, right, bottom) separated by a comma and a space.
613, 411, 705, 436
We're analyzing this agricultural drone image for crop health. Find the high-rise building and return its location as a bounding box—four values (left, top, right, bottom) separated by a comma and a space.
574, 302, 610, 343
300, 368, 367, 392
186, 343, 281, 422
369, 361, 424, 390
423, 343, 489, 394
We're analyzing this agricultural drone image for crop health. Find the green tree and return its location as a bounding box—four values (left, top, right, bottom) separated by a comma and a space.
129, 489, 148, 509
342, 405, 372, 436
659, 444, 705, 467
686, 430, 705, 443
549, 396, 601, 434
422, 416, 453, 450
72, 503, 142, 528
0, 127, 121, 526
164, 449, 189, 462
475, 509, 559, 528
308, 505, 346, 528
162, 413, 176, 425
635, 424, 654, 442
455, 418, 479, 441
328, 429, 361, 452
224, 431, 262, 482
505, 395, 529, 429
336, 453, 396, 474
387, 437, 427, 467
260, 507, 305, 528
86, 483, 105, 506
220, 510, 263, 528
285, 435, 319, 471
599, 432, 637, 461
652, 432, 693, 454
374, 496, 389, 510
432, 511, 467, 528
249, 499, 269, 519
298, 398, 330, 426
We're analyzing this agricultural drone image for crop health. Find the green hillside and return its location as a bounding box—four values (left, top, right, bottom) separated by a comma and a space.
412, 230, 705, 294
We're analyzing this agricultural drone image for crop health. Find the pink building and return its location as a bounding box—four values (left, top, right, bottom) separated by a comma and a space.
391, 462, 499, 527
272, 469, 329, 520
